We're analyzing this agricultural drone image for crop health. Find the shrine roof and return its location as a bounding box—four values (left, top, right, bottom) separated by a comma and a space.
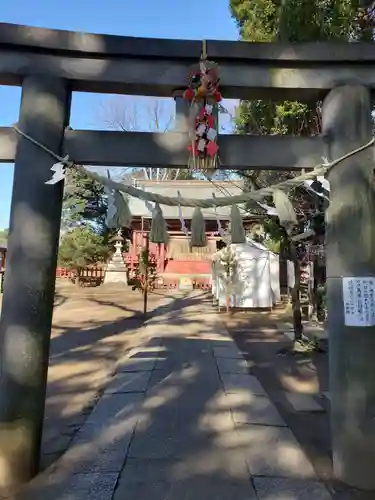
128, 179, 249, 220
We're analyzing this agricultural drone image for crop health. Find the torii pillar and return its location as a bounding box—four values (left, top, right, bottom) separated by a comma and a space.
323, 84, 375, 490
0, 76, 70, 489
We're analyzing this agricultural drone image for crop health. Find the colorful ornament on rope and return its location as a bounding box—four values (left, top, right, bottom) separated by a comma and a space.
183, 59, 222, 172
189, 104, 219, 159
183, 60, 222, 103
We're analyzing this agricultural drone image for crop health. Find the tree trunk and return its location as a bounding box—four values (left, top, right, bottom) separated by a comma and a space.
289, 241, 303, 342
75, 268, 82, 287
312, 256, 326, 321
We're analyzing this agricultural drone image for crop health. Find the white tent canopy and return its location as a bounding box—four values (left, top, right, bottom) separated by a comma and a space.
212, 239, 280, 309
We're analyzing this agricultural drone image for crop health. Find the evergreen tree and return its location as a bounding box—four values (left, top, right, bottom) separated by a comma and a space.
62, 169, 107, 233
58, 226, 110, 284
230, 0, 374, 344
60, 169, 115, 272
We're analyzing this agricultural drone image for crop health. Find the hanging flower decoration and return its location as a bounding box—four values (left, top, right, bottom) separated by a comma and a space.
183, 61, 222, 103
183, 59, 222, 172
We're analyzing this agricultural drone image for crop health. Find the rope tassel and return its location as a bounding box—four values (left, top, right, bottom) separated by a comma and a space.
190, 207, 207, 247
107, 190, 132, 229
272, 189, 297, 231
230, 204, 246, 244
150, 203, 169, 244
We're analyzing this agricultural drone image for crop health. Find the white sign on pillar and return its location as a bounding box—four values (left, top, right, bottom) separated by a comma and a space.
342, 277, 375, 327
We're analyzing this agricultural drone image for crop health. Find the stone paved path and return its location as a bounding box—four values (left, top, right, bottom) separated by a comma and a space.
41, 283, 168, 469
16, 292, 331, 500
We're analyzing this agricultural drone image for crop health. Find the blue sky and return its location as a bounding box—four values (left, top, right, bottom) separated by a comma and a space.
0, 0, 239, 229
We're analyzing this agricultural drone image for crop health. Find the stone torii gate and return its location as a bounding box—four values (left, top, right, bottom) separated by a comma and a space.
0, 23, 375, 491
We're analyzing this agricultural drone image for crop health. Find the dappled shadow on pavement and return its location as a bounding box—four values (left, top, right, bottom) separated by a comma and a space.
39, 284, 174, 472
9, 292, 331, 500
224, 312, 373, 500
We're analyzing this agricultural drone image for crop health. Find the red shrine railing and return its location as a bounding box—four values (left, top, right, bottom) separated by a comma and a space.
25, 228, 218, 290
55, 266, 211, 289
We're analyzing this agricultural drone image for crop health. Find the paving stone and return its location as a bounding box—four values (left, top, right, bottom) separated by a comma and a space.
285, 392, 325, 413
153, 342, 215, 372
145, 364, 173, 389
129, 381, 227, 459
216, 357, 250, 374
26, 297, 327, 499
86, 392, 144, 425
154, 355, 216, 372
58, 421, 134, 473
221, 373, 267, 396
141, 337, 164, 347
128, 417, 214, 459
254, 477, 332, 499
199, 408, 239, 437
39, 451, 63, 471
230, 424, 316, 478
117, 455, 250, 485
213, 346, 244, 359
105, 371, 151, 394
223, 393, 287, 426
117, 356, 157, 372
143, 369, 222, 422
41, 432, 75, 455
209, 337, 234, 346
128, 344, 165, 356
52, 472, 118, 500
113, 476, 257, 500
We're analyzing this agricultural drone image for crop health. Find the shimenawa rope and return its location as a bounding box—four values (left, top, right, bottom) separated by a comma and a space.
12, 125, 375, 209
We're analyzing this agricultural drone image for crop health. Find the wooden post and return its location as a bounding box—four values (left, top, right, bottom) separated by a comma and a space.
159, 241, 165, 273
131, 228, 137, 276
0, 76, 70, 489
141, 216, 145, 247
322, 85, 375, 490
143, 233, 150, 318
0, 249, 5, 293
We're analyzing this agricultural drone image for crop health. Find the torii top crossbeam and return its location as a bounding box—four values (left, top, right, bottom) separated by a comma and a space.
1, 23, 375, 171
1, 23, 375, 100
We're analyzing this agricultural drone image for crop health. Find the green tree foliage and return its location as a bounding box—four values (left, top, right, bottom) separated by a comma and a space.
58, 226, 110, 272
231, 0, 372, 142
62, 169, 107, 232
230, 0, 374, 344
230, 0, 373, 206
230, 1, 372, 44
230, 0, 279, 41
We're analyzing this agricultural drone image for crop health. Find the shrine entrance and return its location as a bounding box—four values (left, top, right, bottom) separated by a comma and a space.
0, 22, 375, 491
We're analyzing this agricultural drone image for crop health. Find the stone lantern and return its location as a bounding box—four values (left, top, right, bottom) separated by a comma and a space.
104, 229, 128, 285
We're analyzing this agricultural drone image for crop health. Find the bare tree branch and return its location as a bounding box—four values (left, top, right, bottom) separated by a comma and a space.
99, 96, 183, 181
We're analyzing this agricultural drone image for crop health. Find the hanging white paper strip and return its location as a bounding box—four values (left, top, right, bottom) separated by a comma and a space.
177, 191, 189, 235
212, 193, 225, 237
45, 161, 66, 185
